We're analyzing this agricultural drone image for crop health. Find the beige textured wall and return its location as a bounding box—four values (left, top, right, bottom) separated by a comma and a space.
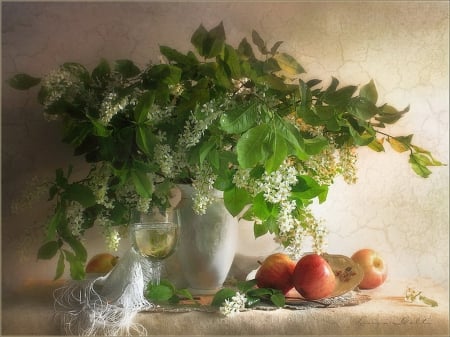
2, 2, 449, 292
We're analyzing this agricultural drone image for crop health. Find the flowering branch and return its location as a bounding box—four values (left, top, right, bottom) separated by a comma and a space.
8, 22, 444, 280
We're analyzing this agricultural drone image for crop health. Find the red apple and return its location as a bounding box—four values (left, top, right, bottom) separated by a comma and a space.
351, 248, 387, 289
255, 253, 296, 294
292, 253, 336, 300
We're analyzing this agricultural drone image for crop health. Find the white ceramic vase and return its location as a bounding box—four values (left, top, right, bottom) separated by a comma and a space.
171, 184, 238, 295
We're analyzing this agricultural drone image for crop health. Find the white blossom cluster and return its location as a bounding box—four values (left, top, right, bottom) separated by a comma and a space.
233, 161, 329, 258
337, 145, 358, 184
88, 165, 113, 209
154, 144, 176, 178
41, 67, 82, 109
404, 287, 422, 303
232, 168, 255, 194
256, 162, 298, 204
177, 100, 222, 149
99, 92, 130, 125
94, 215, 121, 251
231, 77, 253, 95
299, 145, 338, 185
136, 197, 152, 214
147, 104, 174, 124
219, 292, 247, 317
66, 202, 85, 237
280, 208, 328, 259
192, 163, 217, 214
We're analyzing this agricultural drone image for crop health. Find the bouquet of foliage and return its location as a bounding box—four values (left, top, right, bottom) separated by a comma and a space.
9, 22, 443, 280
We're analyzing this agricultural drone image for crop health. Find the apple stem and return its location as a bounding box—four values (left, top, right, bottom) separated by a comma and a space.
257, 260, 262, 265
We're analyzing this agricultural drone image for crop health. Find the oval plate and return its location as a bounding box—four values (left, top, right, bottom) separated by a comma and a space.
322, 253, 364, 298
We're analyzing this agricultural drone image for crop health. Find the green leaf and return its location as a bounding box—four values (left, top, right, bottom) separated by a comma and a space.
220, 103, 259, 134
211, 288, 236, 307
63, 249, 85, 280
350, 97, 378, 120
252, 30, 268, 55
247, 287, 273, 297
254, 222, 269, 238
237, 38, 256, 60
359, 79, 378, 104
410, 152, 442, 167
191, 24, 209, 57
274, 116, 308, 160
146, 284, 174, 302
175, 288, 194, 301
223, 186, 252, 216
54, 252, 65, 280
136, 125, 158, 155
411, 145, 445, 166
134, 91, 156, 123
45, 205, 63, 241
64, 183, 96, 208
265, 131, 288, 173
160, 45, 198, 66
89, 117, 111, 137
303, 136, 329, 155
130, 170, 153, 198
273, 53, 305, 75
237, 279, 257, 293
270, 41, 284, 55
367, 138, 385, 152
144, 65, 181, 91
409, 153, 432, 178
91, 59, 111, 82
259, 74, 288, 91
252, 193, 271, 221
198, 139, 216, 164
325, 85, 357, 106
65, 235, 87, 262
8, 73, 41, 90
236, 124, 272, 168
114, 59, 141, 78
245, 296, 261, 307
37, 241, 61, 260
191, 22, 226, 59
314, 105, 335, 121
223, 44, 241, 78
348, 124, 374, 146
375, 104, 409, 124
63, 185, 92, 208
298, 79, 313, 111
292, 176, 328, 202
419, 295, 438, 307
388, 137, 410, 153
270, 292, 286, 307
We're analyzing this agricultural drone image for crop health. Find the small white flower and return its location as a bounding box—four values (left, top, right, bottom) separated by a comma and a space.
99, 92, 129, 125
219, 292, 247, 317
66, 202, 85, 237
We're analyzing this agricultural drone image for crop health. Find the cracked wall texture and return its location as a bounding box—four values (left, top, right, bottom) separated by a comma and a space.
2, 2, 449, 292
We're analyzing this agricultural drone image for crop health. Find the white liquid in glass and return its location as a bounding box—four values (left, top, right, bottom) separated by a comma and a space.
132, 222, 178, 260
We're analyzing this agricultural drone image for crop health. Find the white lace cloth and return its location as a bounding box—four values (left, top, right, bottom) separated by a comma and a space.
53, 248, 155, 336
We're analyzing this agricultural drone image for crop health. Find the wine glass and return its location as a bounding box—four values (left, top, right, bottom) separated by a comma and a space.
130, 207, 180, 285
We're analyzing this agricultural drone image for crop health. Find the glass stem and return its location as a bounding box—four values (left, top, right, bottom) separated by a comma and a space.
152, 260, 162, 285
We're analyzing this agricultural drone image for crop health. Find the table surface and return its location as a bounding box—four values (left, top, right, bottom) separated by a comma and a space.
2, 277, 449, 336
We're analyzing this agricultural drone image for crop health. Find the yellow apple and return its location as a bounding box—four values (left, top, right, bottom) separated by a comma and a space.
351, 248, 387, 289
85, 253, 119, 274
